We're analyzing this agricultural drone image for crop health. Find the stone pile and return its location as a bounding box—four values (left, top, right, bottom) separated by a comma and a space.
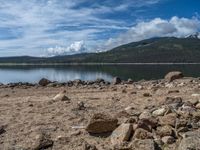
86, 97, 200, 150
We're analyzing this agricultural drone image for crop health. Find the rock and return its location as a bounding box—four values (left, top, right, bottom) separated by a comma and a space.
112, 77, 121, 85
137, 118, 158, 131
191, 93, 200, 97
192, 111, 200, 122
25, 131, 53, 150
53, 90, 70, 102
143, 93, 152, 97
156, 125, 173, 137
77, 101, 86, 110
168, 90, 179, 94
161, 136, 175, 144
178, 130, 200, 150
188, 99, 199, 105
180, 103, 196, 114
134, 128, 153, 139
139, 111, 152, 120
175, 118, 188, 129
38, 78, 51, 86
159, 113, 177, 127
135, 84, 143, 90
163, 97, 183, 109
196, 103, 200, 109
83, 141, 98, 150
130, 139, 156, 150
152, 107, 167, 117
164, 71, 184, 82
111, 123, 133, 146
127, 78, 134, 84
86, 113, 118, 134
0, 125, 5, 135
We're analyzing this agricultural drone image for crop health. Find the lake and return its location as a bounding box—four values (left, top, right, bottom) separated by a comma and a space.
0, 64, 200, 84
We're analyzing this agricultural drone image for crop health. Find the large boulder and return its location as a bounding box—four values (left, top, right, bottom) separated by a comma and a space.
86, 113, 118, 134
111, 123, 133, 146
164, 71, 184, 82
38, 78, 51, 86
178, 130, 200, 150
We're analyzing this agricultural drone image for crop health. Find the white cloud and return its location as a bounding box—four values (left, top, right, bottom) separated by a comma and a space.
0, 0, 162, 56
105, 16, 200, 49
47, 41, 87, 56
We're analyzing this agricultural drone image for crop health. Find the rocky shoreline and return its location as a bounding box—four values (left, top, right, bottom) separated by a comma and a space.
0, 71, 200, 150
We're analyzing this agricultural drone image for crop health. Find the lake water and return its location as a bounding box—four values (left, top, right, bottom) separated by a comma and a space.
0, 64, 200, 84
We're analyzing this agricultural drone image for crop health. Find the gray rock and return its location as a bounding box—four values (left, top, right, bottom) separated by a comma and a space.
38, 78, 51, 86
165, 71, 184, 82
111, 123, 133, 146
130, 139, 156, 150
178, 130, 200, 150
161, 136, 175, 144
134, 128, 153, 139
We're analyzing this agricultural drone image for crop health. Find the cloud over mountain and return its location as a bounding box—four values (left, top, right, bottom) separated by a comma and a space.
47, 41, 87, 56
105, 16, 200, 49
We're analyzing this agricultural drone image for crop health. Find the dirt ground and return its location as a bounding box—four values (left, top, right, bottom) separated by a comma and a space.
0, 77, 199, 150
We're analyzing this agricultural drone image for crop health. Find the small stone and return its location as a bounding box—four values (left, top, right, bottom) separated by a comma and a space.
139, 111, 152, 120
86, 113, 118, 134
143, 93, 152, 97
163, 97, 183, 109
137, 118, 158, 131
0, 125, 6, 135
127, 78, 134, 84
175, 118, 188, 129
156, 125, 173, 137
196, 103, 200, 109
164, 71, 183, 82
159, 113, 177, 127
191, 94, 200, 97
130, 139, 156, 150
152, 108, 167, 117
83, 141, 97, 150
161, 136, 175, 144
25, 131, 53, 150
112, 77, 121, 85
111, 123, 133, 146
168, 90, 179, 94
77, 101, 86, 110
38, 78, 51, 86
53, 90, 70, 102
134, 128, 153, 139
188, 99, 199, 105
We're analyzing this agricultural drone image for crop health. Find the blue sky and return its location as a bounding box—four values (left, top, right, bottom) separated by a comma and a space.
0, 0, 200, 57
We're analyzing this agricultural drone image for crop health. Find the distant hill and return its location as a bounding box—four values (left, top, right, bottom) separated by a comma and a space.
0, 36, 200, 64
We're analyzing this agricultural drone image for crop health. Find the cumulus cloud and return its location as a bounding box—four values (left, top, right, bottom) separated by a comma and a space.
105, 16, 200, 49
47, 41, 87, 56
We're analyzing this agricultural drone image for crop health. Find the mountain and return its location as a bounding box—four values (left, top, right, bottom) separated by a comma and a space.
186, 32, 200, 39
0, 36, 200, 64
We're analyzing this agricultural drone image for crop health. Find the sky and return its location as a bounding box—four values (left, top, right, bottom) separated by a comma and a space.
0, 0, 200, 57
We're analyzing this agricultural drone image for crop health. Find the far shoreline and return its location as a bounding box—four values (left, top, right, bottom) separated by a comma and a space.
0, 62, 200, 66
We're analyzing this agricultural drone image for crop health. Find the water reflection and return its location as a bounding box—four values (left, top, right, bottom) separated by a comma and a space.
0, 64, 199, 84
